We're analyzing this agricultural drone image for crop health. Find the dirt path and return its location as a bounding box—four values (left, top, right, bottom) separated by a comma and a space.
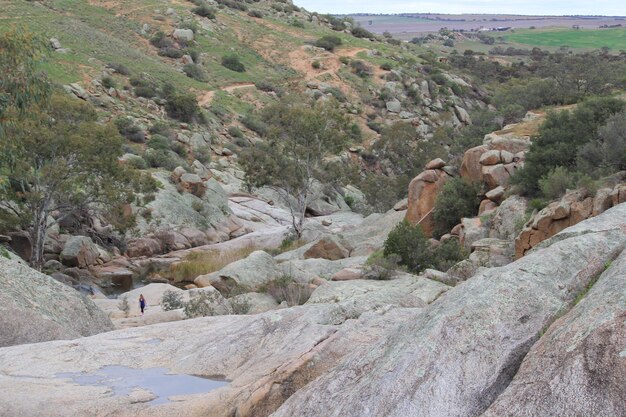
198, 82, 256, 107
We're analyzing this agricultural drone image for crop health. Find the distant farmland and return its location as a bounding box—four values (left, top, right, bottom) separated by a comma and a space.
347, 13, 626, 39
505, 27, 626, 50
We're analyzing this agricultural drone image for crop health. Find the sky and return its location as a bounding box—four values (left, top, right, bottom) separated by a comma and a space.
293, 1, 626, 16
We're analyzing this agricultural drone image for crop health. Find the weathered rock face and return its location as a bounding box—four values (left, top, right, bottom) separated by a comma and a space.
271, 203, 626, 417
60, 236, 99, 267
405, 167, 451, 236
0, 256, 113, 347
515, 183, 626, 258
303, 236, 350, 260
483, 246, 626, 417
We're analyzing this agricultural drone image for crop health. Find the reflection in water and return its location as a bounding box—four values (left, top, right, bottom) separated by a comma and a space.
57, 365, 228, 405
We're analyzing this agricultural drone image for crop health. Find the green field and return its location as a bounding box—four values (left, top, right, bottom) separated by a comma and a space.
505, 27, 626, 50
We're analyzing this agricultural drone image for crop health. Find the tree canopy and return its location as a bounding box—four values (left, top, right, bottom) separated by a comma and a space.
240, 98, 356, 236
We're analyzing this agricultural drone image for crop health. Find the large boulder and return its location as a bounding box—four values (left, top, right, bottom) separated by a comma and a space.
195, 250, 281, 292
484, 246, 626, 416
60, 236, 99, 267
405, 168, 451, 236
271, 203, 626, 417
303, 236, 350, 260
307, 274, 449, 311
0, 256, 113, 347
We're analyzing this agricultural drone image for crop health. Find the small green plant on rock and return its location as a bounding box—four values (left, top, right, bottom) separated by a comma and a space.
161, 290, 184, 311
184, 291, 220, 318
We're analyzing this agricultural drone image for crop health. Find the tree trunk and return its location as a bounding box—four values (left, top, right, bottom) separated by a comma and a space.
29, 204, 49, 271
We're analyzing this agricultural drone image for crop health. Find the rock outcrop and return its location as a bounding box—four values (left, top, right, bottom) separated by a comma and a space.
271, 203, 626, 417
483, 245, 626, 416
0, 256, 113, 347
405, 163, 452, 236
515, 182, 626, 258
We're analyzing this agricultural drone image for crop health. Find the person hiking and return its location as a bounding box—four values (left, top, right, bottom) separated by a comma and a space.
139, 294, 146, 316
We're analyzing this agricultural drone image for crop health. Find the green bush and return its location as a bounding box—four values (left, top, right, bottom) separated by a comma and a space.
380, 62, 394, 71
221, 54, 245, 72
538, 166, 574, 200
350, 60, 371, 78
158, 47, 184, 58
311, 60, 321, 69
248, 10, 263, 18
143, 149, 182, 170
150, 31, 173, 48
351, 27, 374, 39
182, 63, 207, 81
135, 85, 157, 98
383, 220, 429, 272
433, 178, 481, 238
161, 290, 184, 311
107, 62, 131, 75
227, 125, 243, 138
147, 134, 170, 150
315, 35, 342, 51
165, 93, 200, 122
114, 118, 146, 143
241, 114, 268, 136
192, 5, 216, 18
183, 291, 221, 318
513, 97, 625, 196
101, 76, 116, 89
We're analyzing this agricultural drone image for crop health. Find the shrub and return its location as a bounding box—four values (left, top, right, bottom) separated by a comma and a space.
261, 276, 312, 306
311, 60, 321, 69
135, 85, 157, 98
380, 62, 394, 71
254, 80, 276, 92
183, 291, 221, 318
158, 47, 184, 59
290, 19, 305, 28
143, 149, 182, 170
192, 5, 216, 18
350, 60, 371, 78
165, 93, 200, 122
101, 76, 116, 89
339, 56, 350, 65
539, 166, 574, 200
161, 290, 184, 311
193, 146, 211, 164
351, 27, 374, 39
227, 125, 243, 138
248, 10, 263, 18
241, 114, 268, 136
117, 296, 130, 317
125, 154, 147, 170
433, 178, 481, 238
115, 118, 146, 143
221, 54, 245, 72
107, 62, 131, 75
315, 35, 342, 51
147, 134, 170, 150
229, 297, 251, 314
150, 31, 173, 48
182, 63, 208, 81
383, 221, 430, 273
364, 250, 399, 280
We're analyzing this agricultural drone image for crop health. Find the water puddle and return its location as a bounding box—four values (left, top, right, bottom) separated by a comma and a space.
56, 365, 228, 405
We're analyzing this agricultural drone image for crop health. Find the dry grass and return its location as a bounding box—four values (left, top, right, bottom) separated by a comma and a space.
169, 244, 259, 282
